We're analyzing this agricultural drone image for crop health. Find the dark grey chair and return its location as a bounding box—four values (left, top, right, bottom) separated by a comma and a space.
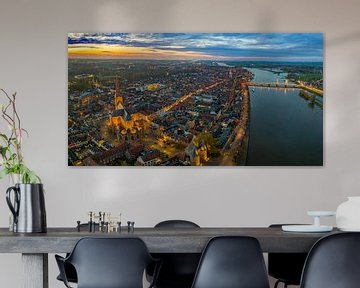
56, 223, 99, 284
300, 232, 360, 288
147, 220, 201, 288
268, 224, 308, 288
191, 236, 270, 288
55, 237, 160, 288
56, 262, 77, 284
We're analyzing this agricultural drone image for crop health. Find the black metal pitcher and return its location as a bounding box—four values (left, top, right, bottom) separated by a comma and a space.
6, 183, 47, 233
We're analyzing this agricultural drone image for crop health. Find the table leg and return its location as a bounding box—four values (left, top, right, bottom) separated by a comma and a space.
22, 253, 48, 288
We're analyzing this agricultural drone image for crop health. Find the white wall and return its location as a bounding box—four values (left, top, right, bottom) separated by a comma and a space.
1, 0, 360, 286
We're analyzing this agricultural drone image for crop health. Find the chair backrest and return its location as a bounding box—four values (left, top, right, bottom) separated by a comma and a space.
152, 220, 201, 281
301, 232, 360, 288
67, 237, 153, 288
268, 224, 308, 285
155, 220, 200, 228
191, 236, 269, 288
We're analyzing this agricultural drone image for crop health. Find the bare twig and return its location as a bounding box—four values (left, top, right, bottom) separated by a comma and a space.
0, 88, 40, 183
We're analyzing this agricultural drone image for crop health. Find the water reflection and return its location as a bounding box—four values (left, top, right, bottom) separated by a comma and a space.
245, 68, 323, 166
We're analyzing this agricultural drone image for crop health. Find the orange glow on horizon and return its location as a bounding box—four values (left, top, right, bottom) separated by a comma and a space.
68, 44, 214, 60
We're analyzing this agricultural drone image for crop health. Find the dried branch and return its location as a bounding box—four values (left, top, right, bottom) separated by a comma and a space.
0, 88, 40, 183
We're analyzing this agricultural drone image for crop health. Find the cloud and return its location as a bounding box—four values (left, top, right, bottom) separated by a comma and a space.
67, 33, 323, 61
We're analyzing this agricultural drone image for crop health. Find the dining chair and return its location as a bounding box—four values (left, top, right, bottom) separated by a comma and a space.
146, 220, 201, 288
56, 223, 99, 284
56, 262, 77, 284
300, 232, 360, 288
268, 224, 308, 288
191, 236, 270, 288
55, 237, 161, 288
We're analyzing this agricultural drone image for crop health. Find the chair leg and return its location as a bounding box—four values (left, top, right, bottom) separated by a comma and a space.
274, 280, 290, 288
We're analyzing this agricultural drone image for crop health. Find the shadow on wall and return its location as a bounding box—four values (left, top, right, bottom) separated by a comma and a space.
327, 31, 360, 47
94, 0, 181, 30
256, 9, 277, 31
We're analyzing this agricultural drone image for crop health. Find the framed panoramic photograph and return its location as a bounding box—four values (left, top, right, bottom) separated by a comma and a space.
68, 33, 323, 166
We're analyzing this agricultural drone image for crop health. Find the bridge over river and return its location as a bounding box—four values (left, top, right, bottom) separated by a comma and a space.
248, 82, 323, 96
248, 82, 299, 89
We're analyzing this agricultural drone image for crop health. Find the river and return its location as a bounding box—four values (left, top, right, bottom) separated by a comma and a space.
245, 68, 323, 166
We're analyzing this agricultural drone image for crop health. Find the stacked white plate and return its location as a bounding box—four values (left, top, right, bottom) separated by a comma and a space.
282, 211, 336, 233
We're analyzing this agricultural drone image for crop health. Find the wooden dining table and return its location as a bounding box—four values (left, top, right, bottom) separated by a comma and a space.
0, 227, 339, 288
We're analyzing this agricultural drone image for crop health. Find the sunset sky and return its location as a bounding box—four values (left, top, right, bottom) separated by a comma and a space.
68, 33, 323, 62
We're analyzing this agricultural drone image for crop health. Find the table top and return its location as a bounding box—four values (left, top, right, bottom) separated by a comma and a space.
0, 227, 340, 254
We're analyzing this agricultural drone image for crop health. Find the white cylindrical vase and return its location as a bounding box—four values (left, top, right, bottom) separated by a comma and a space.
336, 197, 360, 231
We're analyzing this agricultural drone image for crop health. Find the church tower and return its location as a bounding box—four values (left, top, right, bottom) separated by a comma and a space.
115, 78, 124, 109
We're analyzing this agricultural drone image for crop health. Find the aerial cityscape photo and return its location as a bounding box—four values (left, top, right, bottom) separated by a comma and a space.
68, 33, 323, 166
